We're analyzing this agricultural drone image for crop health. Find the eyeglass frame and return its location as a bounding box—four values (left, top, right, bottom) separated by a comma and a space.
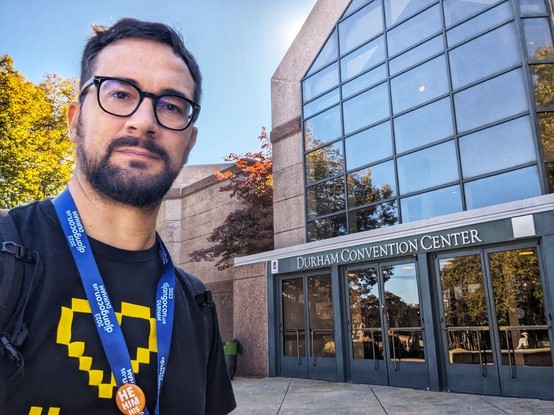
78, 76, 201, 131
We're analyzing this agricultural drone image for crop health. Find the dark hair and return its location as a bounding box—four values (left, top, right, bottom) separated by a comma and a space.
80, 18, 202, 103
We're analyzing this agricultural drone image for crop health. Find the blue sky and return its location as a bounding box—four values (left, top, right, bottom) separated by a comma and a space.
0, 0, 318, 165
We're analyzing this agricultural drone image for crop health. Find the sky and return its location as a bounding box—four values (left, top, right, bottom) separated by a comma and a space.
0, 0, 318, 166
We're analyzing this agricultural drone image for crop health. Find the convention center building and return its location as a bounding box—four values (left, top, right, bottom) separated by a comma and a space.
160, 0, 554, 400
238, 0, 554, 399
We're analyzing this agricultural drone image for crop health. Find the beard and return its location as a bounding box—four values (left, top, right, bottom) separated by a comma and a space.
75, 119, 183, 208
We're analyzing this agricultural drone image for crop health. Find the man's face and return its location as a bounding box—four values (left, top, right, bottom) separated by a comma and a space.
68, 38, 198, 208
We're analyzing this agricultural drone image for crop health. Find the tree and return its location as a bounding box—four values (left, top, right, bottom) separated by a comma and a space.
189, 127, 273, 270
0, 55, 78, 208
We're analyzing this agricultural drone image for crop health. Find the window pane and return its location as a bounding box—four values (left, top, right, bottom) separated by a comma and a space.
307, 214, 348, 241
391, 55, 448, 114
348, 202, 398, 232
303, 88, 340, 119
307, 177, 345, 219
394, 97, 453, 153
538, 113, 554, 159
401, 185, 462, 222
344, 0, 372, 18
307, 29, 338, 76
341, 35, 385, 81
347, 161, 396, 208
449, 23, 521, 89
523, 18, 554, 60
531, 64, 554, 108
447, 1, 513, 48
303, 63, 339, 102
343, 82, 390, 134
345, 122, 392, 170
519, 0, 548, 15
304, 105, 342, 150
306, 142, 344, 183
443, 0, 501, 27
464, 166, 542, 209
342, 64, 387, 99
398, 141, 458, 194
384, 0, 437, 28
460, 116, 536, 178
454, 69, 529, 133
389, 35, 443, 76
339, 1, 384, 54
546, 162, 554, 193
387, 4, 442, 57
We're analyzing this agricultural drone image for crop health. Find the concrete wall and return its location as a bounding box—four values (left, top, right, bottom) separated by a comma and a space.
270, 0, 350, 249
158, 164, 242, 342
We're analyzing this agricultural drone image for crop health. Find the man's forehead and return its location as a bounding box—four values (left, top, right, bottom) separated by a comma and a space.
92, 38, 195, 96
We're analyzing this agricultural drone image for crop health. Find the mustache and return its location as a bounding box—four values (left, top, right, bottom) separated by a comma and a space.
107, 136, 170, 162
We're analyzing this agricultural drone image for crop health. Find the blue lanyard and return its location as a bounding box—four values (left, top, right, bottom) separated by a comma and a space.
53, 189, 175, 415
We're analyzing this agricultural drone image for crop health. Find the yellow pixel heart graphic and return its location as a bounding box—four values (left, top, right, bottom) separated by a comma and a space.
57, 298, 157, 399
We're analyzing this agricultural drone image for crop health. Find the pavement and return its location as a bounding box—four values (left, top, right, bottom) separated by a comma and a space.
230, 377, 554, 414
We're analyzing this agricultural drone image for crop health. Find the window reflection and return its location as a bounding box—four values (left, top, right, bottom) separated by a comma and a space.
349, 202, 398, 233
305, 141, 344, 184
394, 98, 453, 153
454, 69, 529, 133
306, 177, 345, 219
384, 0, 436, 28
401, 185, 462, 223
460, 117, 536, 178
349, 268, 382, 360
307, 214, 348, 241
342, 64, 387, 99
446, 1, 513, 48
304, 105, 342, 151
347, 161, 396, 208
343, 82, 389, 134
389, 35, 443, 76
449, 23, 520, 90
306, 29, 338, 77
489, 248, 552, 367
341, 35, 385, 81
443, 0, 501, 27
339, 1, 383, 54
397, 141, 458, 194
387, 5, 441, 57
523, 18, 554, 60
282, 278, 305, 358
538, 113, 554, 159
345, 122, 392, 170
391, 55, 448, 114
303, 63, 339, 102
308, 275, 335, 358
440, 255, 494, 365
531, 62, 554, 108
303, 88, 340, 119
519, 0, 548, 15
464, 166, 542, 209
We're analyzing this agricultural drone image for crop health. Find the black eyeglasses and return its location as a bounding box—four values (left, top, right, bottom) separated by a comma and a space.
79, 76, 201, 131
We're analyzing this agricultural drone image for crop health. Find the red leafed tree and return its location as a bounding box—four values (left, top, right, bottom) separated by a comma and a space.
190, 127, 273, 270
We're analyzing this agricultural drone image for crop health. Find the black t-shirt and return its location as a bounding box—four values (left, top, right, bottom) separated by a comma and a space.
0, 199, 236, 414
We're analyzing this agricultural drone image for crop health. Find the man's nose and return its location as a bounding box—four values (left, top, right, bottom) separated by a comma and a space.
125, 98, 159, 134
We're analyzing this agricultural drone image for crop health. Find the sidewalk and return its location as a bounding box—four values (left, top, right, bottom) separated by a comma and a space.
230, 377, 554, 414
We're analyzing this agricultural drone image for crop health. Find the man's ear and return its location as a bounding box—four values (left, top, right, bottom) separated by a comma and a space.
67, 102, 80, 144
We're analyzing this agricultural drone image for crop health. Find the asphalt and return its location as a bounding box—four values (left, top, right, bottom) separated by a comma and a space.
230, 377, 554, 414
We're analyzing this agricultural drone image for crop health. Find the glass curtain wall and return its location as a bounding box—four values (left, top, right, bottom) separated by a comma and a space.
302, 0, 554, 241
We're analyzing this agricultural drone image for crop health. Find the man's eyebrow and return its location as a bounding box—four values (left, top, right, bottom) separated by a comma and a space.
115, 76, 192, 100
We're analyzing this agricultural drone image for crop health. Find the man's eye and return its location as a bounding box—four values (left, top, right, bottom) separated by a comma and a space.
113, 91, 129, 100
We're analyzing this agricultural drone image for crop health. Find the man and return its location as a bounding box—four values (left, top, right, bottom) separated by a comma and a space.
0, 18, 236, 414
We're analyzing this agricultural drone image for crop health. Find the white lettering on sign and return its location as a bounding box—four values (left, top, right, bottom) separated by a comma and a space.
295, 229, 483, 270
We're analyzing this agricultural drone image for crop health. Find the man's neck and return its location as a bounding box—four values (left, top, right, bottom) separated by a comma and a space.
66, 175, 161, 251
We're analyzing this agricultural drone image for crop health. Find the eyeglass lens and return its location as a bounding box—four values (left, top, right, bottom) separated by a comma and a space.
99, 79, 193, 130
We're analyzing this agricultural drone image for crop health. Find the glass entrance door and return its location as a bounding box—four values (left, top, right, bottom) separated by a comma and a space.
346, 261, 429, 388
279, 273, 337, 381
438, 246, 554, 398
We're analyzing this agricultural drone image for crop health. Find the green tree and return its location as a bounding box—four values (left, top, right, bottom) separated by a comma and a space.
189, 127, 273, 270
0, 55, 77, 208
